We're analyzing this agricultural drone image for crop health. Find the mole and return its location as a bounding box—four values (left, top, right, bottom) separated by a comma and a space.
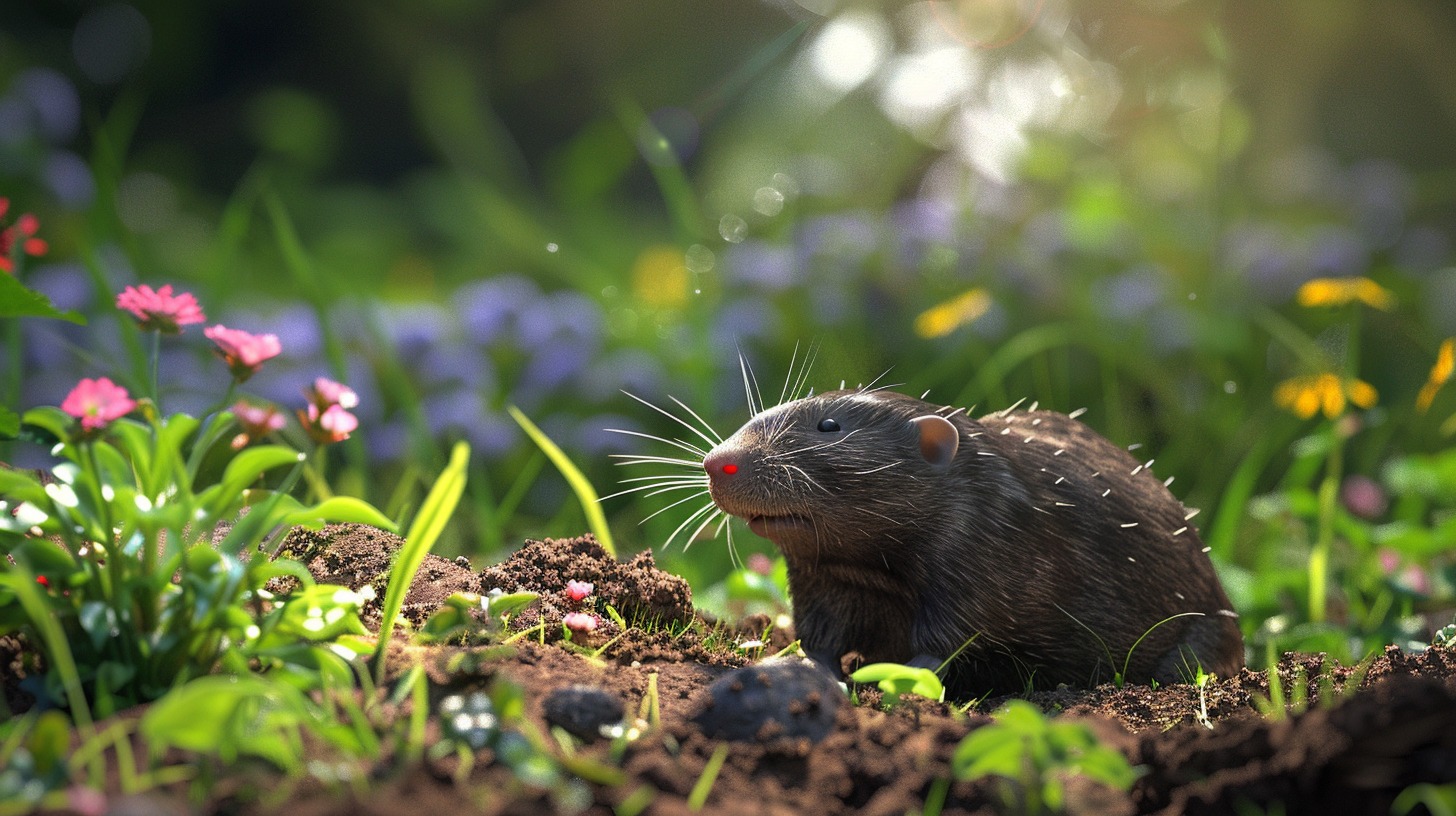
700, 388, 1244, 696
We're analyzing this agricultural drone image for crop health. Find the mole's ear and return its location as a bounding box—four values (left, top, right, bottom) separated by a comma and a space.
910, 415, 959, 466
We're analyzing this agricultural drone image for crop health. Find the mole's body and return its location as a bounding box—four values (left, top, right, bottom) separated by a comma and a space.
702, 389, 1243, 696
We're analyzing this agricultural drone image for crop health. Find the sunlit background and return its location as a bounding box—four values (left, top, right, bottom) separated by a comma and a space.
4, 0, 1456, 645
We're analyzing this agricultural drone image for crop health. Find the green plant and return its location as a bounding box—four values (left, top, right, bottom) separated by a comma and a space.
1, 274, 397, 720
1393, 782, 1456, 816
0, 403, 393, 717
1193, 666, 1215, 730
950, 700, 1137, 815
851, 662, 945, 708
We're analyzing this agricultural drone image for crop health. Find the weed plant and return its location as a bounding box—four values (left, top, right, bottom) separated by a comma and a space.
949, 699, 1137, 816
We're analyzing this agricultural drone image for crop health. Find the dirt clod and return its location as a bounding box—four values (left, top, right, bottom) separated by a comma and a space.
542, 684, 626, 742
693, 658, 844, 744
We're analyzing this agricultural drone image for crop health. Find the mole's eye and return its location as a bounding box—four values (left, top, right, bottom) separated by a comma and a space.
817, 418, 841, 433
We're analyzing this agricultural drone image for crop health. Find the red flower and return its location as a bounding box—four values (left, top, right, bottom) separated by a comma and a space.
300, 402, 358, 445
204, 324, 281, 382
230, 400, 286, 449
61, 377, 137, 432
116, 284, 206, 334
565, 579, 594, 602
0, 197, 49, 274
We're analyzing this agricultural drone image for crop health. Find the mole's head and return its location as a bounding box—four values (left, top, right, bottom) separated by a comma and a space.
702, 389, 961, 551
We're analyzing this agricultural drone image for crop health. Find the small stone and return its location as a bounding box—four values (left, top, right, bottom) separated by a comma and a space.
692, 659, 842, 743
543, 685, 626, 742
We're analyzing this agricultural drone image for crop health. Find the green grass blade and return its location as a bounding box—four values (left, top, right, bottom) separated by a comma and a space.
2, 569, 92, 731
508, 405, 615, 557
373, 441, 470, 684
687, 742, 729, 811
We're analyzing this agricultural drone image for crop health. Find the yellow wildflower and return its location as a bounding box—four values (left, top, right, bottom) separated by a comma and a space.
1274, 373, 1378, 420
631, 245, 691, 308
1295, 277, 1395, 310
1416, 338, 1455, 412
914, 288, 992, 339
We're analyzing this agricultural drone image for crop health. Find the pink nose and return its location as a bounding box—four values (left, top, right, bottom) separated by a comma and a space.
703, 450, 745, 481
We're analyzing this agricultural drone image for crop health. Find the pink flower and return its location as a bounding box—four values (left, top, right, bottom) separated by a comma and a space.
747, 553, 774, 576
305, 377, 359, 411
230, 400, 286, 449
0, 198, 48, 274
61, 377, 137, 432
562, 612, 598, 633
115, 284, 206, 334
204, 325, 281, 382
565, 580, 594, 602
300, 402, 359, 445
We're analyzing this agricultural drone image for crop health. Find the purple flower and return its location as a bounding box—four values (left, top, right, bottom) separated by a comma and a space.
459, 275, 540, 344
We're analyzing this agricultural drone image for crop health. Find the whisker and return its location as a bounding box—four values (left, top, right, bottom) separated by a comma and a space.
853, 461, 902, 476
764, 428, 863, 459
640, 489, 715, 523
666, 395, 724, 445
666, 500, 722, 551
779, 340, 801, 408
598, 479, 707, 502
622, 390, 722, 449
739, 348, 763, 417
605, 428, 708, 458
784, 339, 820, 403
679, 504, 728, 553
610, 454, 705, 468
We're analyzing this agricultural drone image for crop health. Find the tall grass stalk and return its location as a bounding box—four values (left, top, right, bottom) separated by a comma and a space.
508, 405, 616, 557
373, 441, 471, 684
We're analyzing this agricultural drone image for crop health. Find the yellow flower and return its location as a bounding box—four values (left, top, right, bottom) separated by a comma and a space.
1416, 337, 1455, 412
914, 288, 992, 339
1274, 373, 1378, 420
1295, 277, 1394, 310
631, 245, 691, 308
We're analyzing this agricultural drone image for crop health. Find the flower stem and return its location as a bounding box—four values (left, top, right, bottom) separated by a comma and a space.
303, 445, 334, 502
1308, 434, 1344, 623
149, 330, 161, 406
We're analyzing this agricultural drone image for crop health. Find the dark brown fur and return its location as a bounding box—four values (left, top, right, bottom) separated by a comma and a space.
702, 389, 1244, 697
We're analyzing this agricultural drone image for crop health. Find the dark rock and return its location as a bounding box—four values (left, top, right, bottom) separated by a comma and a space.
692, 658, 842, 743
542, 684, 626, 742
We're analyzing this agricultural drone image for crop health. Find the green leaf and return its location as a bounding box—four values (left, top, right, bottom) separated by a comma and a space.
374, 441, 469, 683
952, 727, 1024, 780
485, 590, 538, 620
0, 273, 87, 323
849, 662, 944, 701
21, 406, 75, 447
26, 711, 71, 775
0, 404, 18, 438
508, 405, 614, 557
206, 445, 304, 514
139, 674, 306, 769
279, 496, 398, 533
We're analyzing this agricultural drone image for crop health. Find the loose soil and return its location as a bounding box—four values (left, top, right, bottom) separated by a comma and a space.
11, 523, 1456, 815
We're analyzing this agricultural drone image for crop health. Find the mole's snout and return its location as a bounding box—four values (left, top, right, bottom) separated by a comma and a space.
703, 449, 747, 484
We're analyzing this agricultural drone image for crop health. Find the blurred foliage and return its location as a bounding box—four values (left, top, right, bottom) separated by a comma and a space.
4, 0, 1456, 650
